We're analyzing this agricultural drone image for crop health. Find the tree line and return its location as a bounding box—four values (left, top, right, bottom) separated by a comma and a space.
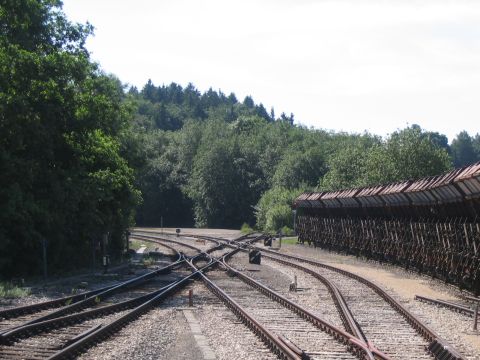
1, 1, 479, 277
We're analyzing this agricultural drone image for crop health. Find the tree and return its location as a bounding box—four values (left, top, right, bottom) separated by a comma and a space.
243, 95, 254, 108
473, 134, 480, 160
451, 131, 478, 168
319, 134, 379, 190
255, 187, 301, 232
142, 79, 156, 101
363, 126, 452, 185
270, 107, 276, 121
0, 0, 139, 276
272, 149, 326, 189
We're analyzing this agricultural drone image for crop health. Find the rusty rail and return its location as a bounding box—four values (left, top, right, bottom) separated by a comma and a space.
186, 258, 302, 360
219, 256, 378, 360
47, 257, 213, 360
415, 295, 479, 318
249, 244, 466, 360
0, 241, 182, 336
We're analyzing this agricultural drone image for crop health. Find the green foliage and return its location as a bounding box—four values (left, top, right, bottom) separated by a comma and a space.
280, 226, 295, 236
280, 236, 299, 245
141, 256, 155, 267
272, 148, 326, 189
0, 1, 139, 277
255, 187, 302, 232
240, 223, 254, 234
379, 125, 453, 181
1, 1, 469, 279
0, 282, 30, 298
320, 134, 380, 190
451, 131, 480, 168
320, 126, 452, 191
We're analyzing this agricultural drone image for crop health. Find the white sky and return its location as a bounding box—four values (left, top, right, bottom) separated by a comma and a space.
62, 0, 480, 141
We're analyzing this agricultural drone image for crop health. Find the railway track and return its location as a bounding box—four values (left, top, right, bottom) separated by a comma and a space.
135, 232, 368, 359
0, 239, 220, 360
7, 229, 465, 360
415, 295, 480, 319
170, 235, 377, 359
127, 232, 421, 359
187, 232, 467, 360
248, 243, 466, 360
258, 252, 431, 359
136, 234, 387, 359
0, 242, 181, 335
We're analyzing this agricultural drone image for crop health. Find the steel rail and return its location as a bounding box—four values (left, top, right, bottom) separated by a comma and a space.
0, 241, 180, 324
135, 231, 382, 357
192, 237, 371, 340
218, 253, 379, 360
461, 295, 480, 303
0, 241, 182, 337
0, 234, 246, 359
191, 237, 378, 359
186, 255, 302, 360
196, 234, 462, 360
46, 256, 217, 360
0, 262, 185, 344
223, 243, 387, 357
46, 237, 250, 360
247, 243, 466, 360
0, 286, 116, 321
415, 295, 479, 318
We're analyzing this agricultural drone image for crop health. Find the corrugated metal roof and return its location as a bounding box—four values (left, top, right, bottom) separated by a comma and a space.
379, 180, 411, 195
454, 161, 480, 181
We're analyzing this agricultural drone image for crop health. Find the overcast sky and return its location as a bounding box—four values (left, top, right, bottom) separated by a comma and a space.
62, 0, 480, 142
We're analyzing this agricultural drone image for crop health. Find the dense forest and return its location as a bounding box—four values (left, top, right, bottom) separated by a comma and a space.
1, 1, 480, 277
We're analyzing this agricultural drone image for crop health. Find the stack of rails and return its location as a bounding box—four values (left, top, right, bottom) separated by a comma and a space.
293, 161, 480, 294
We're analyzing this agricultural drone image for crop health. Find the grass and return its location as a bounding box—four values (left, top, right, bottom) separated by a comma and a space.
278, 236, 299, 245
0, 282, 30, 298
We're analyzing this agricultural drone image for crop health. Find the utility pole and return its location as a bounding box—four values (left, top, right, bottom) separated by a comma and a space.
91, 238, 96, 274
42, 238, 48, 280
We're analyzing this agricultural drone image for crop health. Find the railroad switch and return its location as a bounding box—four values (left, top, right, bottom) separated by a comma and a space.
289, 274, 297, 292
264, 236, 272, 247
249, 250, 261, 264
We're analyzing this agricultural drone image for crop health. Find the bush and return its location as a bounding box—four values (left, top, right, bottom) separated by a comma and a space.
0, 282, 30, 299
240, 223, 254, 234
281, 226, 295, 236
255, 187, 302, 232
265, 204, 293, 232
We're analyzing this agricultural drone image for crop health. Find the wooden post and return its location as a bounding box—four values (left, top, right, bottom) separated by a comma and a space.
474, 304, 478, 331
189, 289, 193, 307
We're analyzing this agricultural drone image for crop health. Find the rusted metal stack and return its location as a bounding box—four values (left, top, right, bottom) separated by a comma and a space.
293, 161, 480, 294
